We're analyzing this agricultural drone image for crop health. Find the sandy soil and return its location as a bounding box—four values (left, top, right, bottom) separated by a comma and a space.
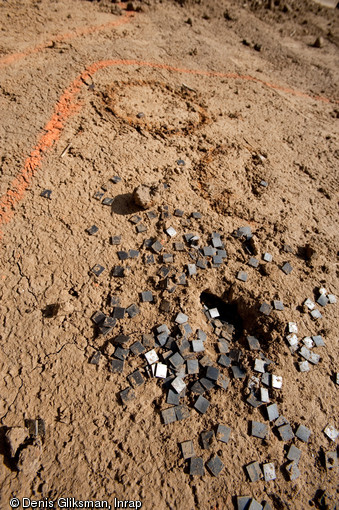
0, 0, 338, 509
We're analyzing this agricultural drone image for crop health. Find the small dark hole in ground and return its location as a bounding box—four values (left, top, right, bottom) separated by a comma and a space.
42, 303, 60, 318
200, 291, 243, 340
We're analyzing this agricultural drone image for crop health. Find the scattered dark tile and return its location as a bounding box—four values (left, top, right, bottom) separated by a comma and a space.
286, 461, 300, 480
278, 423, 295, 441
110, 235, 121, 245
191, 381, 205, 395
175, 405, 190, 421
247, 335, 260, 350
126, 304, 140, 318
128, 370, 144, 388
217, 375, 230, 390
143, 238, 153, 248
130, 341, 146, 356
281, 262, 293, 275
174, 209, 184, 217
191, 212, 202, 219
146, 210, 157, 220
169, 352, 184, 369
162, 253, 174, 264
177, 273, 187, 285
152, 240, 163, 253
130, 215, 142, 224
161, 407, 177, 425
94, 191, 105, 201
199, 355, 213, 367
129, 249, 140, 259
325, 451, 338, 471
92, 311, 106, 325
197, 258, 207, 269
295, 424, 311, 443
207, 455, 224, 477
263, 253, 273, 262
212, 255, 223, 266
167, 389, 180, 405
195, 395, 210, 414
111, 359, 124, 373
99, 325, 114, 336
216, 424, 231, 444
187, 359, 199, 375
174, 242, 185, 251
218, 339, 230, 354
110, 295, 120, 306
136, 223, 147, 233
112, 307, 125, 319
206, 366, 220, 381
236, 496, 252, 510
275, 416, 289, 427
160, 300, 171, 313
266, 403, 279, 421
141, 291, 153, 303
251, 421, 268, 439
181, 440, 195, 460
112, 266, 125, 277
317, 294, 328, 307
286, 444, 302, 463
189, 457, 205, 476
114, 347, 129, 361
259, 302, 272, 316
246, 461, 262, 482
89, 351, 101, 365
111, 175, 121, 184
247, 392, 263, 408
200, 430, 214, 450
114, 334, 130, 345
248, 257, 259, 268
120, 387, 136, 404
203, 246, 217, 257
142, 333, 154, 348
144, 254, 155, 265
91, 264, 105, 277
273, 300, 284, 311
41, 189, 52, 199
249, 500, 264, 510
86, 225, 98, 235
237, 271, 248, 282
231, 365, 246, 379
261, 372, 270, 386
217, 249, 227, 258
200, 378, 215, 392
312, 335, 325, 347
102, 197, 114, 206
158, 265, 171, 278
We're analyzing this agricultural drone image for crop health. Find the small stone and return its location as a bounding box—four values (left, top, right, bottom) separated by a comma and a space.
207, 455, 224, 476
246, 461, 262, 482
189, 457, 204, 476
174, 209, 184, 217
263, 463, 276, 481
181, 440, 195, 460
41, 189, 52, 199
295, 424, 311, 443
111, 175, 121, 183
133, 185, 155, 209
110, 235, 121, 245
130, 215, 142, 224
175, 312, 188, 324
